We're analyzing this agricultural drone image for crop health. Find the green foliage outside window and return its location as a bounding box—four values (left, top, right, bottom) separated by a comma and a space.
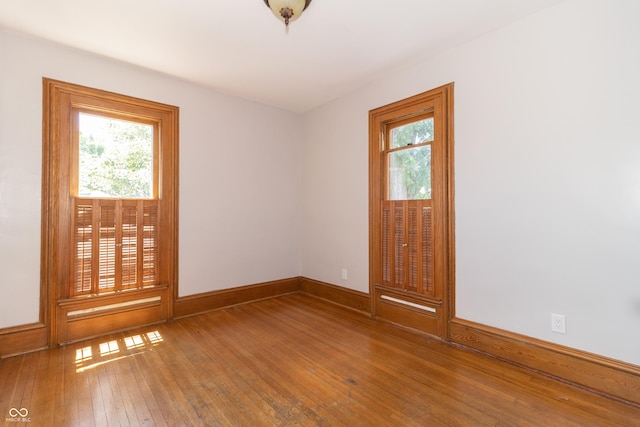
389, 118, 433, 200
79, 114, 154, 199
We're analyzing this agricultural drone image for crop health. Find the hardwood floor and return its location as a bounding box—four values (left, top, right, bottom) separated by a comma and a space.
1, 294, 639, 426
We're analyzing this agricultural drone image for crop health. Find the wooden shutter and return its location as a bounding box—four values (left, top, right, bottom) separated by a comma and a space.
393, 203, 405, 288
73, 203, 93, 295
382, 205, 391, 284
380, 200, 434, 296
381, 200, 407, 289
99, 202, 116, 292
421, 206, 433, 294
407, 204, 419, 292
121, 203, 138, 289
142, 203, 158, 285
71, 198, 158, 297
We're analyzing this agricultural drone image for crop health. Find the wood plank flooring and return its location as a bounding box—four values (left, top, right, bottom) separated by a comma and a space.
1, 293, 639, 426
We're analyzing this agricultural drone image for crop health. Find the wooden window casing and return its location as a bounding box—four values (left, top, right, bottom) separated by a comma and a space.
369, 83, 454, 338
42, 79, 179, 345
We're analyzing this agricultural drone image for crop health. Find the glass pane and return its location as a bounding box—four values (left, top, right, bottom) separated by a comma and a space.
79, 113, 154, 198
388, 145, 431, 200
390, 117, 434, 149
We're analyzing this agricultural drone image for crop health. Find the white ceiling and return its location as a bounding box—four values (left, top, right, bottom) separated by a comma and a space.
0, 0, 564, 113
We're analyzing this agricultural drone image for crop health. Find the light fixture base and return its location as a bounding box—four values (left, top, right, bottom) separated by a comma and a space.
263, 0, 313, 28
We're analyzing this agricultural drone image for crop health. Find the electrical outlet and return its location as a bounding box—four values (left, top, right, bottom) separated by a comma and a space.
341, 268, 348, 281
551, 313, 566, 334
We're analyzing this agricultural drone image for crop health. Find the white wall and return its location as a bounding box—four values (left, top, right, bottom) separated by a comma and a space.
2, 0, 639, 367
301, 0, 640, 365
0, 30, 301, 328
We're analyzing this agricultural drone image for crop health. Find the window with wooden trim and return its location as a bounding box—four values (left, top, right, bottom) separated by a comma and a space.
381, 113, 436, 296
369, 83, 454, 338
387, 115, 434, 201
71, 112, 160, 297
43, 78, 179, 345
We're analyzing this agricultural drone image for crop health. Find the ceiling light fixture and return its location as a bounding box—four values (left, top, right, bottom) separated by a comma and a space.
263, 0, 312, 29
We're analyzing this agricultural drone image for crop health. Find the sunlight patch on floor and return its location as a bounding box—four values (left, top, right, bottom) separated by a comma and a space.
74, 330, 164, 373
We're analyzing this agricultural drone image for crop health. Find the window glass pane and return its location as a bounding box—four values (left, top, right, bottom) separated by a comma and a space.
390, 118, 434, 149
388, 145, 431, 200
79, 113, 154, 198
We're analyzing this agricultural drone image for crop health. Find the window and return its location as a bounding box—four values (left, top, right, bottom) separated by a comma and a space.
387, 116, 434, 200
43, 78, 178, 345
369, 84, 454, 338
77, 113, 156, 199
71, 111, 160, 297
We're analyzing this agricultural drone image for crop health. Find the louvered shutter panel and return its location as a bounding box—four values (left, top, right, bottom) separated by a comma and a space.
73, 203, 93, 295
422, 207, 434, 294
407, 204, 419, 292
99, 203, 116, 292
382, 204, 391, 284
142, 203, 158, 285
393, 203, 405, 288
381, 201, 408, 289
121, 204, 138, 289
380, 200, 434, 296
71, 199, 159, 297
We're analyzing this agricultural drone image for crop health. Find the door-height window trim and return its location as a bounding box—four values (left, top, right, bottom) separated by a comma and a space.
369, 83, 455, 338
42, 78, 179, 345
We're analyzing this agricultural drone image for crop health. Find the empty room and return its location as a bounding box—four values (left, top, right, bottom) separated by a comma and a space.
1, 0, 640, 425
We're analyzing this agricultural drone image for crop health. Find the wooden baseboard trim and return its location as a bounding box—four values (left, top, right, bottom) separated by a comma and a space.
0, 323, 48, 359
173, 277, 301, 319
299, 277, 370, 313
449, 317, 640, 407
2, 278, 301, 357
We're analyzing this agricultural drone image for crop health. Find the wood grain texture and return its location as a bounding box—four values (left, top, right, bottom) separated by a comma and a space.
5, 277, 640, 413
369, 83, 455, 338
299, 277, 370, 313
56, 285, 170, 344
450, 317, 640, 408
1, 294, 638, 426
172, 277, 300, 319
42, 78, 179, 346
0, 324, 48, 358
